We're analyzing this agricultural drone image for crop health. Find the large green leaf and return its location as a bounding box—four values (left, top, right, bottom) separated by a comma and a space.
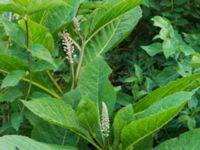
22, 98, 100, 149
121, 104, 185, 150
153, 129, 200, 150
83, 6, 142, 65
133, 74, 200, 113
19, 19, 54, 52
0, 0, 66, 15
138, 91, 194, 118
0, 135, 77, 150
89, 0, 142, 33
78, 56, 116, 114
31, 122, 78, 146
31, 0, 80, 33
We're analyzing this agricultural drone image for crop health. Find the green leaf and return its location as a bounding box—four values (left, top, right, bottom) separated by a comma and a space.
1, 70, 26, 88
77, 97, 99, 134
0, 135, 77, 150
0, 87, 23, 103
133, 74, 200, 113
112, 105, 134, 149
134, 64, 143, 83
79, 56, 116, 114
19, 19, 54, 52
31, 122, 78, 146
153, 129, 200, 150
11, 112, 23, 131
0, 0, 66, 15
31, 0, 80, 33
142, 42, 162, 56
138, 91, 194, 118
30, 45, 57, 68
22, 98, 98, 148
83, 6, 142, 65
90, 0, 142, 33
121, 104, 185, 149
2, 19, 26, 48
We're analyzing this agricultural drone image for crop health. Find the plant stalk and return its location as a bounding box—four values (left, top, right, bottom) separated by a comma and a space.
74, 42, 85, 87
46, 70, 64, 96
24, 17, 32, 101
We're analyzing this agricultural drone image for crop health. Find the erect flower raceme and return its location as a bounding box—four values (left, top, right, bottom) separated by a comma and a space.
101, 102, 110, 138
60, 30, 75, 64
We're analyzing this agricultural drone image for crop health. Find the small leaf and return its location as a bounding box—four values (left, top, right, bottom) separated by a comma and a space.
0, 87, 23, 103
77, 97, 99, 134
1, 70, 26, 88
11, 112, 23, 131
134, 64, 143, 83
141, 42, 162, 56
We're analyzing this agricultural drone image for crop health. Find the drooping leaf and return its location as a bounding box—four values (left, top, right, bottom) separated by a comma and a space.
0, 135, 77, 150
22, 98, 97, 147
1, 70, 26, 88
133, 74, 200, 113
153, 129, 200, 150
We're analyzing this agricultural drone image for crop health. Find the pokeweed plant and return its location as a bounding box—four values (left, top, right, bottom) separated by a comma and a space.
0, 0, 200, 150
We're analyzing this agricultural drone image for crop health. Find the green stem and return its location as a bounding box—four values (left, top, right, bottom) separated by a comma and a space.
46, 70, 64, 96
70, 61, 75, 89
74, 42, 85, 87
0, 69, 60, 98
24, 17, 32, 101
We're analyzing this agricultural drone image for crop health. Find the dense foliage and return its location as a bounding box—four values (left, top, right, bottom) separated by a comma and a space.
0, 0, 199, 150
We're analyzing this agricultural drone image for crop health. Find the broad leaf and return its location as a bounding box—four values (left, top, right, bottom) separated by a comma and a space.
31, 0, 80, 33
22, 98, 99, 148
153, 129, 200, 150
121, 104, 185, 149
19, 19, 55, 52
0, 135, 77, 150
133, 73, 200, 113
89, 0, 142, 33
0, 0, 66, 15
0, 87, 23, 103
31, 122, 78, 146
84, 6, 142, 65
138, 91, 194, 118
79, 56, 116, 114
